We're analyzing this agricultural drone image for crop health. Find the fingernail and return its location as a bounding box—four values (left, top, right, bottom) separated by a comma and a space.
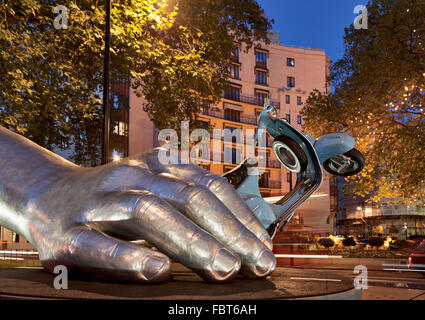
212, 248, 241, 280
255, 249, 276, 276
144, 255, 171, 282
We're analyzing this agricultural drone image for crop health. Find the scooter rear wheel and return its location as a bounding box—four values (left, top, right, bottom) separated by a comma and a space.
323, 148, 365, 177
272, 135, 308, 173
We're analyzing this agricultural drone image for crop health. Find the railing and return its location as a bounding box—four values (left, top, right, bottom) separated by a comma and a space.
259, 180, 281, 189
255, 61, 268, 69
269, 180, 281, 189
229, 55, 240, 64
222, 93, 280, 109
202, 109, 258, 125
267, 159, 281, 168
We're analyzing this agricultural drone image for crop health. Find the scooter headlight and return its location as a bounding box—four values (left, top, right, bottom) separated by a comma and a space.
267, 106, 277, 120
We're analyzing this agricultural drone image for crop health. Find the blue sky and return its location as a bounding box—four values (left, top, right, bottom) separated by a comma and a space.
257, 0, 369, 63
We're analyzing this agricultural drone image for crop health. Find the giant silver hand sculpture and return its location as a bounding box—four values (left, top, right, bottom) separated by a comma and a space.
0, 127, 275, 283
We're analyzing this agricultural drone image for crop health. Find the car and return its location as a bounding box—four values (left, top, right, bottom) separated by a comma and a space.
408, 240, 425, 277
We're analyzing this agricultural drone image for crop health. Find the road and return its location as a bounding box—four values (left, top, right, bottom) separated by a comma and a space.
280, 257, 425, 300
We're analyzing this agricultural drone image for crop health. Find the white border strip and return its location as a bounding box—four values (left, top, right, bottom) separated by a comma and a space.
0, 250, 39, 255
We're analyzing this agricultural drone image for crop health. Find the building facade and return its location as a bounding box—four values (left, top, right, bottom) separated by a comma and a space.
334, 177, 425, 239
128, 33, 334, 235
0, 226, 33, 250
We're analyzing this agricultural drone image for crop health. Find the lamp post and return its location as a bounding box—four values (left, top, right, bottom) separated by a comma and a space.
357, 204, 367, 237
102, 0, 111, 165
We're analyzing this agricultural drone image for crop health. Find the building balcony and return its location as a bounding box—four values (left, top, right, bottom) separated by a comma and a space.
259, 180, 281, 189
221, 93, 280, 109
229, 55, 240, 64
200, 108, 258, 125
255, 61, 268, 69
267, 159, 281, 169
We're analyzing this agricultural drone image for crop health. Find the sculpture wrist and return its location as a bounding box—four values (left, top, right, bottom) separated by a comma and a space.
0, 127, 78, 235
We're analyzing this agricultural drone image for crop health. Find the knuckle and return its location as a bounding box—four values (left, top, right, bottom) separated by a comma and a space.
133, 194, 163, 218
185, 185, 209, 203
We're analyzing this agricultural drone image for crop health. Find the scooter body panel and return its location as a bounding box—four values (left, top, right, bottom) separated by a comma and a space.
314, 133, 355, 164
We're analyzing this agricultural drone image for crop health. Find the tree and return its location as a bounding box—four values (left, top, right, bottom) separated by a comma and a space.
0, 0, 272, 164
301, 0, 425, 204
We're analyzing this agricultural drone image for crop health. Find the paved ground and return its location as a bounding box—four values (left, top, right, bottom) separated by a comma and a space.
0, 265, 356, 300
2, 257, 425, 300
291, 262, 425, 300
363, 286, 425, 300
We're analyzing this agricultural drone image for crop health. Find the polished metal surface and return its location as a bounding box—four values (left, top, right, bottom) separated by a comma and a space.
0, 126, 275, 283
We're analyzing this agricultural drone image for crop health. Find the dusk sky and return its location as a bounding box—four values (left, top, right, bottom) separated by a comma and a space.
257, 0, 369, 63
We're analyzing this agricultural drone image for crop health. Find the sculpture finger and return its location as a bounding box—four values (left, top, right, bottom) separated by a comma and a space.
158, 164, 273, 250
43, 226, 171, 283
87, 190, 241, 283
132, 173, 276, 279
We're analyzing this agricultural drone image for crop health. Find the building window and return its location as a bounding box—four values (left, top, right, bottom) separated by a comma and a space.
285, 113, 291, 123
259, 172, 270, 188
297, 115, 302, 124
111, 91, 129, 110
224, 109, 241, 122
229, 64, 240, 79
224, 147, 241, 164
255, 90, 268, 106
255, 70, 268, 85
255, 51, 267, 68
285, 95, 290, 104
12, 232, 19, 243
297, 96, 302, 105
199, 121, 209, 128
287, 77, 295, 88
232, 47, 239, 59
112, 121, 128, 136
224, 86, 240, 102
287, 58, 295, 67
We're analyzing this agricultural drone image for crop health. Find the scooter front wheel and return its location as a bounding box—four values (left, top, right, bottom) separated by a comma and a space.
272, 135, 308, 173
323, 148, 365, 177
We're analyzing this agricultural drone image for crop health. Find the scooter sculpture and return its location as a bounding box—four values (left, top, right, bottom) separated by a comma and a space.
223, 100, 365, 239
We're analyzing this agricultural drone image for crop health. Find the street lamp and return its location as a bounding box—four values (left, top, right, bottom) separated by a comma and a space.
357, 205, 367, 237
102, 0, 111, 165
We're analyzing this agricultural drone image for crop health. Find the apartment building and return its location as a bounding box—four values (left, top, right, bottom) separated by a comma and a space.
129, 33, 334, 235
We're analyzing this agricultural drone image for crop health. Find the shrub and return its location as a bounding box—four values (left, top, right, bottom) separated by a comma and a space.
342, 237, 356, 247
368, 237, 385, 248
318, 237, 335, 249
